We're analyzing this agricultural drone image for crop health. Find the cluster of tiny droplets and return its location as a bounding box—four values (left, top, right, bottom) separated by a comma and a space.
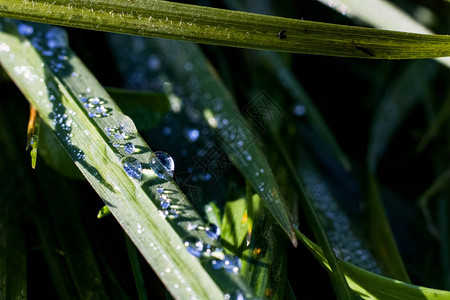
299, 168, 383, 274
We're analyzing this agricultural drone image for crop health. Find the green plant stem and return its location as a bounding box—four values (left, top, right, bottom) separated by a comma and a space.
1, 0, 449, 59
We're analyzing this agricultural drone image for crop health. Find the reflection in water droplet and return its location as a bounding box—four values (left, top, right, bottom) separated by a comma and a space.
151, 151, 175, 179
121, 156, 142, 180
156, 186, 164, 194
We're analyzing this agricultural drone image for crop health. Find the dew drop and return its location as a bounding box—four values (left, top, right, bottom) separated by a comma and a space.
156, 186, 164, 194
185, 128, 200, 142
205, 223, 221, 240
17, 23, 34, 36
151, 151, 175, 179
184, 238, 204, 257
121, 156, 142, 180
222, 255, 241, 274
45, 27, 68, 49
293, 104, 306, 116
137, 223, 145, 234
124, 142, 136, 154
160, 194, 171, 209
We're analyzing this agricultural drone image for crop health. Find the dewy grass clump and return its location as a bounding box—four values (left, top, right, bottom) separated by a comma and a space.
1, 0, 450, 299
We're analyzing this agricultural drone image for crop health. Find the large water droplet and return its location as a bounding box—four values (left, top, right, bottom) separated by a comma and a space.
121, 156, 142, 180
184, 238, 204, 257
151, 151, 175, 179
124, 142, 136, 154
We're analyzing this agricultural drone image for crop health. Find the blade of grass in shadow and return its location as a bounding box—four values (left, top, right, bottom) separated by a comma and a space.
290, 134, 382, 274
0, 187, 27, 300
1, 95, 122, 298
254, 50, 351, 171
367, 60, 435, 173
125, 234, 149, 300
315, 0, 450, 67
1, 1, 450, 59
366, 171, 410, 282
270, 132, 357, 299
0, 19, 255, 299
295, 228, 450, 299
225, 0, 351, 172
36, 166, 112, 299
108, 35, 298, 246
418, 169, 450, 239
105, 87, 170, 131
418, 88, 450, 152
0, 94, 27, 300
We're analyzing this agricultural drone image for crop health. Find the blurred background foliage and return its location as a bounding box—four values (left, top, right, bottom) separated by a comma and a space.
1, 0, 449, 299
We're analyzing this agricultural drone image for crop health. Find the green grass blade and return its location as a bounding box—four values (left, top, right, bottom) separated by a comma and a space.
1, 0, 450, 59
221, 194, 289, 299
366, 171, 410, 282
367, 61, 434, 172
295, 229, 450, 299
0, 19, 255, 299
108, 35, 297, 246
316, 0, 450, 67
105, 87, 170, 131
418, 89, 450, 152
271, 133, 357, 299
125, 234, 149, 300
0, 191, 27, 300
418, 169, 450, 239
254, 50, 351, 171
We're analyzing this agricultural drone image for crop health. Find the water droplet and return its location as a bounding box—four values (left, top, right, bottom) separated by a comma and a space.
0, 43, 10, 52
184, 62, 193, 71
151, 151, 175, 179
121, 156, 142, 180
205, 223, 221, 240
137, 223, 145, 234
184, 238, 204, 257
17, 23, 34, 36
293, 104, 306, 116
212, 255, 241, 274
124, 142, 136, 154
148, 55, 161, 70
45, 27, 68, 49
185, 128, 200, 142
162, 126, 172, 135
160, 194, 170, 209
222, 255, 241, 274
156, 186, 164, 194
89, 96, 101, 105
